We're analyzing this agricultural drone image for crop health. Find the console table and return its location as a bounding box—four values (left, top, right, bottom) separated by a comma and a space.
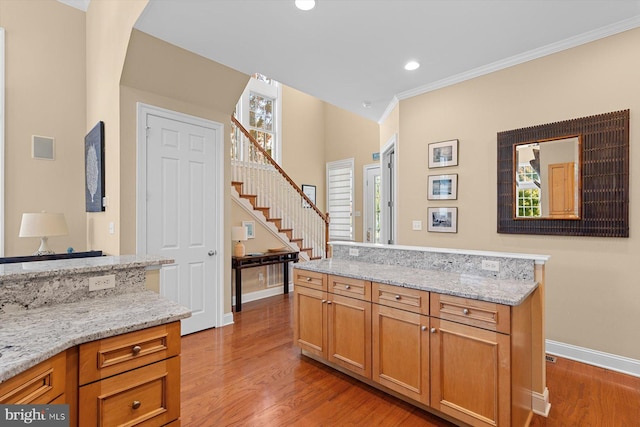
231, 251, 299, 312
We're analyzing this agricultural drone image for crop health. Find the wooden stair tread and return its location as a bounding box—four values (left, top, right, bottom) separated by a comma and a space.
310, 256, 322, 260
267, 218, 282, 222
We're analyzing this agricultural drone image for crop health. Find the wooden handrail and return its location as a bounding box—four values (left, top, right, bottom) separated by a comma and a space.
231, 115, 329, 225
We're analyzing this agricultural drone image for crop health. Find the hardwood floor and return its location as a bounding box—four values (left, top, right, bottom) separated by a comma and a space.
181, 294, 640, 426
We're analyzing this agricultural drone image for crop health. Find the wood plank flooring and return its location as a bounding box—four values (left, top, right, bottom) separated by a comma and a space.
181, 294, 640, 426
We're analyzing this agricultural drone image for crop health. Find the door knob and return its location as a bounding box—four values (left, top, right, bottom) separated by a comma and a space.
208, 250, 217, 256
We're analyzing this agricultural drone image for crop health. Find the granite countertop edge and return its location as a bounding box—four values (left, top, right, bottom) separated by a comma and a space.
294, 259, 538, 306
0, 290, 191, 383
0, 255, 173, 281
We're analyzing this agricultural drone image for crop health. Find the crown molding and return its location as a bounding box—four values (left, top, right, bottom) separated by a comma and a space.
395, 15, 640, 103
377, 96, 399, 125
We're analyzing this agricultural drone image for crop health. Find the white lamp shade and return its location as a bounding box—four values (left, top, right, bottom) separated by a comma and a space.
19, 212, 68, 237
231, 226, 247, 241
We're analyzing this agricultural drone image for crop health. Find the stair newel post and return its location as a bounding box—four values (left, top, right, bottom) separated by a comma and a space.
325, 212, 330, 258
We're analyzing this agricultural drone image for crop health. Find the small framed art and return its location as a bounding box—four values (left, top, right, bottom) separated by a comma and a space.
428, 174, 458, 200
242, 221, 255, 239
427, 207, 458, 233
302, 184, 316, 208
428, 139, 458, 168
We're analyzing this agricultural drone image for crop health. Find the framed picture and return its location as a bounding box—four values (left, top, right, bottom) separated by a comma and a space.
85, 121, 105, 212
302, 184, 316, 208
427, 207, 458, 233
242, 221, 255, 239
428, 174, 458, 200
428, 139, 458, 168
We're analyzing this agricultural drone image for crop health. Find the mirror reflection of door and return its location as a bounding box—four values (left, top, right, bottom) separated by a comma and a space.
364, 164, 381, 243
515, 136, 581, 219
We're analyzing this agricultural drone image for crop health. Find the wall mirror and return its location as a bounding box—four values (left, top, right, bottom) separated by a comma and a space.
514, 135, 581, 219
498, 110, 629, 237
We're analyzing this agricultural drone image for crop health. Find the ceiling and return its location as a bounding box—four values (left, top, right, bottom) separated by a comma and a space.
61, 0, 640, 123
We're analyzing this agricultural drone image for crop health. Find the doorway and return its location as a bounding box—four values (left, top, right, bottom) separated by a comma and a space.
381, 136, 397, 245
363, 164, 381, 243
137, 103, 224, 335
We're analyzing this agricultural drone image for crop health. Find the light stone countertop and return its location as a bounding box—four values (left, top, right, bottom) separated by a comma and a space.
0, 290, 191, 383
294, 258, 538, 306
0, 254, 173, 281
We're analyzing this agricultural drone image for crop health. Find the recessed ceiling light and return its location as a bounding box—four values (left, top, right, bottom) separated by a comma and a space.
404, 61, 420, 71
362, 101, 372, 108
295, 0, 316, 11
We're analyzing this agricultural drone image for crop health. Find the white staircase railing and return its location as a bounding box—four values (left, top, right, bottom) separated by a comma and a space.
231, 116, 329, 259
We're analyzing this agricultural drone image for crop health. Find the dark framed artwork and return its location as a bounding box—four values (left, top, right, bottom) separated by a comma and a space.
428, 174, 458, 200
427, 207, 458, 233
85, 121, 105, 212
302, 184, 316, 208
428, 139, 458, 168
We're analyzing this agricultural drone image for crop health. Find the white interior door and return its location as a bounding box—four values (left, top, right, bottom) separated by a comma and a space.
363, 164, 381, 243
382, 143, 396, 245
139, 105, 222, 335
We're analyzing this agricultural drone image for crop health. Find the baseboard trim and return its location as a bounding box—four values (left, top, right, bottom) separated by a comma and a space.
221, 311, 234, 327
546, 339, 640, 378
531, 387, 551, 417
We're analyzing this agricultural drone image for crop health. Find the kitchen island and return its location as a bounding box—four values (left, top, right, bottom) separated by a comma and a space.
0, 255, 191, 426
293, 242, 549, 427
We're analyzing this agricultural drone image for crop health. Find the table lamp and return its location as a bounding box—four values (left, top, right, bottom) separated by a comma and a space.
19, 212, 68, 255
231, 226, 248, 257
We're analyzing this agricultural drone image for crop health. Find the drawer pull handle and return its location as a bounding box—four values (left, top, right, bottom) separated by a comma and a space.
421, 325, 427, 331
132, 400, 141, 410
306, 277, 312, 281
394, 295, 401, 300
322, 299, 327, 303
463, 308, 470, 315
327, 301, 332, 304
345, 285, 351, 289
430, 328, 437, 333
132, 345, 142, 356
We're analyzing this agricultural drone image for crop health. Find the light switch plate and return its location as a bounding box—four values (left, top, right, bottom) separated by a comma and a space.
412, 220, 422, 230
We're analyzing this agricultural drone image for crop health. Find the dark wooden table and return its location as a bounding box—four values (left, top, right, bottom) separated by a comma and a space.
231, 251, 299, 312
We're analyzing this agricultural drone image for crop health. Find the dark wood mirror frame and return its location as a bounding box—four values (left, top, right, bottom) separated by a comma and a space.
497, 109, 629, 237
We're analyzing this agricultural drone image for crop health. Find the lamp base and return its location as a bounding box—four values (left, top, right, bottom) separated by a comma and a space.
33, 236, 55, 256
32, 249, 55, 256
234, 241, 246, 257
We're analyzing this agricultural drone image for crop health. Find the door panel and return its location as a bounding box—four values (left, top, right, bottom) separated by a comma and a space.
145, 112, 220, 335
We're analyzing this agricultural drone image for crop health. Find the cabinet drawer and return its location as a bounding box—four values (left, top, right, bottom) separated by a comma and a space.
0, 352, 66, 404
79, 356, 180, 427
79, 322, 180, 385
431, 294, 510, 334
293, 269, 327, 291
372, 282, 429, 315
329, 275, 371, 301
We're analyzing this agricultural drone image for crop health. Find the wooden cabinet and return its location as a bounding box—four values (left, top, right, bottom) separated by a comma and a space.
430, 294, 531, 427
0, 351, 66, 404
78, 322, 181, 427
294, 268, 534, 427
294, 272, 372, 379
372, 283, 430, 404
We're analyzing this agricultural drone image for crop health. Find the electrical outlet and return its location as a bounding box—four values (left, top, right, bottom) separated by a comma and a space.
481, 260, 500, 272
412, 220, 422, 231
89, 274, 116, 291
349, 248, 359, 256
545, 355, 557, 363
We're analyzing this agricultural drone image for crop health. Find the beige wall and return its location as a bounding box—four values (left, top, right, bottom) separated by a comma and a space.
396, 28, 640, 360
0, 0, 87, 256
324, 104, 380, 242
85, 0, 148, 255
281, 85, 327, 212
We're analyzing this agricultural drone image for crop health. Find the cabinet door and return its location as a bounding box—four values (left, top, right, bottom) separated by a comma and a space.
326, 294, 371, 378
372, 304, 429, 404
430, 318, 510, 427
293, 285, 327, 358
